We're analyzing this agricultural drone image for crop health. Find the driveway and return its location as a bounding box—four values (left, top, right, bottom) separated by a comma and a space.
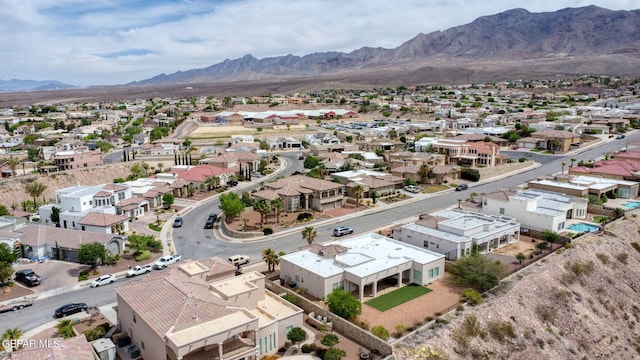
12, 260, 85, 295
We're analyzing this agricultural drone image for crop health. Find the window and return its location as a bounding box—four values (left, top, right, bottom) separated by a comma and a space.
483, 199, 487, 206
499, 207, 505, 214
133, 312, 137, 323
423, 240, 428, 248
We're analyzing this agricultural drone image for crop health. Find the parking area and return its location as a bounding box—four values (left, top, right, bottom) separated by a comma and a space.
12, 260, 84, 294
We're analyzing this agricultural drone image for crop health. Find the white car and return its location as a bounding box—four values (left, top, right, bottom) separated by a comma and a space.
404, 185, 421, 193
90, 274, 116, 288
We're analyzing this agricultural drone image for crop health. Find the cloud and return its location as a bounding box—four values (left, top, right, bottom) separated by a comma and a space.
0, 0, 636, 86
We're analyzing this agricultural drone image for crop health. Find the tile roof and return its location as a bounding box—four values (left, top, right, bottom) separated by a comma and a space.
93, 191, 112, 197
570, 159, 640, 177
169, 165, 235, 182
8, 335, 95, 360
102, 183, 128, 191
116, 196, 146, 207
116, 268, 236, 337
15, 225, 118, 248
265, 175, 343, 193
531, 129, 578, 139
78, 212, 128, 227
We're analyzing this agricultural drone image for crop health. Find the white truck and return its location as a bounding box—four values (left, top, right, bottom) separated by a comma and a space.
153, 255, 182, 270
125, 265, 152, 278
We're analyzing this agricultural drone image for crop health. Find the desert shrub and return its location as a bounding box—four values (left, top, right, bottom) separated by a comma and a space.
84, 324, 108, 341
460, 314, 486, 338
461, 288, 483, 306
395, 324, 407, 337
301, 343, 316, 353
371, 325, 390, 340
535, 304, 557, 324
615, 252, 629, 264
146, 239, 162, 251
595, 253, 610, 265
297, 213, 313, 221
78, 271, 89, 281
486, 319, 516, 343
631, 242, 640, 253
281, 293, 301, 307
135, 250, 151, 262
105, 254, 120, 265
263, 227, 273, 235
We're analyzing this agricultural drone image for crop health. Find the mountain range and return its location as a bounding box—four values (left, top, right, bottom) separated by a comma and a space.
3, 5, 640, 97
131, 5, 640, 87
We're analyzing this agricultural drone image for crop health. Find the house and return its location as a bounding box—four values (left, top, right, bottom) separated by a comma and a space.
54, 149, 103, 170
38, 183, 138, 232
279, 233, 445, 302
115, 260, 303, 360
8, 334, 95, 360
569, 159, 640, 181
252, 175, 345, 212
331, 169, 404, 197
393, 209, 521, 260
15, 225, 126, 261
201, 152, 261, 173
519, 129, 581, 153
528, 175, 639, 199
166, 164, 236, 189
463, 189, 588, 233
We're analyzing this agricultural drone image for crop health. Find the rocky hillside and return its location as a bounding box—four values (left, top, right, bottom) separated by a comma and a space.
396, 213, 640, 359
0, 163, 136, 209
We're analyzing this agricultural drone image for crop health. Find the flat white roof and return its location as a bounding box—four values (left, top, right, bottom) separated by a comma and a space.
282, 233, 444, 280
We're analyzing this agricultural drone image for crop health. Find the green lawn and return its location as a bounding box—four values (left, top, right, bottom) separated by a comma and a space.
365, 284, 432, 312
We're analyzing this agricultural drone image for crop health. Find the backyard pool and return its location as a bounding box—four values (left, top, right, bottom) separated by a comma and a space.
567, 223, 600, 233
622, 201, 640, 210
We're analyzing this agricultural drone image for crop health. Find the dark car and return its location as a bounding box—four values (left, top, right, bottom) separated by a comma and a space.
204, 213, 217, 229
54, 303, 88, 318
14, 269, 42, 287
455, 184, 469, 191
173, 217, 183, 227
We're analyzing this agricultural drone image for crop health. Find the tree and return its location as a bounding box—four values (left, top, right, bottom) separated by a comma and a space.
262, 248, 280, 272
0, 204, 9, 216
537, 242, 549, 252
370, 190, 378, 205
0, 243, 17, 264
303, 156, 321, 169
25, 181, 47, 208
324, 348, 347, 360
162, 193, 174, 209
570, 158, 576, 168
561, 162, 566, 174
352, 185, 364, 209
541, 229, 560, 243
1, 327, 23, 351
301, 226, 317, 245
448, 242, 508, 292
254, 199, 272, 226
50, 206, 61, 226
204, 176, 220, 191
129, 163, 146, 179
219, 192, 245, 219
271, 197, 283, 223
325, 288, 361, 320
417, 163, 431, 184
78, 242, 107, 267
0, 261, 13, 286
321, 333, 340, 348
56, 319, 75, 339
516, 253, 526, 264
287, 327, 306, 346
6, 157, 18, 177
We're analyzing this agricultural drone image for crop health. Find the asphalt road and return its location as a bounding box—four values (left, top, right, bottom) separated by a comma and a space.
4, 132, 638, 335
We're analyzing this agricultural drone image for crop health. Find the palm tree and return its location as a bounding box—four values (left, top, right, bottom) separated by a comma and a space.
417, 163, 430, 184
1, 327, 22, 351
25, 181, 47, 208
271, 197, 284, 223
254, 199, 272, 226
561, 162, 566, 175
570, 158, 576, 168
242, 217, 249, 232
157, 162, 164, 173
262, 248, 280, 272
204, 176, 220, 191
301, 226, 317, 245
56, 319, 74, 339
353, 185, 364, 209
6, 157, 18, 177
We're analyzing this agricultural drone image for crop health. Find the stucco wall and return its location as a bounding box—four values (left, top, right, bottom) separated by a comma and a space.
476, 160, 534, 180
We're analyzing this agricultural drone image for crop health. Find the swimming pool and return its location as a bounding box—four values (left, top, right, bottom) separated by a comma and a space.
567, 223, 600, 233
623, 201, 640, 210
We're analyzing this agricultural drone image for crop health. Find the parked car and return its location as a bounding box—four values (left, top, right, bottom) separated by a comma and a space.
14, 269, 42, 287
228, 255, 250, 266
204, 213, 218, 229
154, 254, 182, 270
455, 184, 469, 191
90, 274, 116, 288
126, 265, 152, 278
173, 217, 183, 227
333, 226, 354, 237
404, 185, 420, 193
54, 303, 88, 318
616, 134, 626, 139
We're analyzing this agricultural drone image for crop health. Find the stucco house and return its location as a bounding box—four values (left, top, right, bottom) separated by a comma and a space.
279, 233, 445, 302
115, 259, 303, 360
393, 209, 521, 260
252, 175, 345, 212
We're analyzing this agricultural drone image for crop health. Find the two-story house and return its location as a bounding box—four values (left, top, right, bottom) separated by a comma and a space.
252, 175, 345, 212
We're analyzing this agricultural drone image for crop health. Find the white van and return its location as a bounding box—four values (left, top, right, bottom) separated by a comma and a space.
228, 255, 250, 266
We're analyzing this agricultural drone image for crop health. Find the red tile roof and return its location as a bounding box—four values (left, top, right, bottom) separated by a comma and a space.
15, 225, 119, 248
169, 165, 235, 182
9, 335, 95, 360
78, 212, 128, 227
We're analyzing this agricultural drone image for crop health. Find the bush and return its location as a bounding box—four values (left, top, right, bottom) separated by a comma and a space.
105, 254, 120, 265
297, 213, 313, 221
135, 250, 151, 262
78, 271, 89, 281
460, 168, 480, 182
371, 325, 390, 340
146, 239, 163, 251
461, 288, 483, 306
263, 227, 273, 235
281, 293, 301, 306
301, 343, 316, 353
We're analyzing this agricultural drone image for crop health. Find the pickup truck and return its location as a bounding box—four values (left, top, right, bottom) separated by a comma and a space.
125, 265, 152, 278
0, 297, 35, 313
153, 255, 182, 270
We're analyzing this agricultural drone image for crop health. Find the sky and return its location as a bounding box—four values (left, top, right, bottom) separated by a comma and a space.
1, 0, 637, 87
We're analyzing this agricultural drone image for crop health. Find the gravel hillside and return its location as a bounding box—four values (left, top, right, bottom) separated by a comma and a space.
0, 163, 136, 208
396, 212, 640, 360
